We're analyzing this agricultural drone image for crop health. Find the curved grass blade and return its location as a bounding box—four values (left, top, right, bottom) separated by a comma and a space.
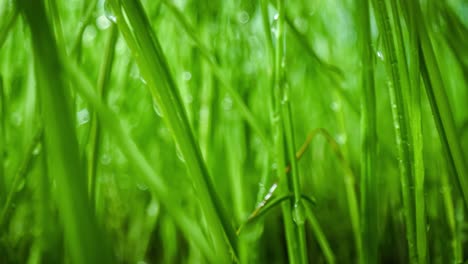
237, 194, 292, 235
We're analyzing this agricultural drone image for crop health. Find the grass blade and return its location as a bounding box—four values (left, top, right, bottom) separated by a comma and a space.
104, 0, 238, 261
358, 0, 378, 262
19, 1, 112, 262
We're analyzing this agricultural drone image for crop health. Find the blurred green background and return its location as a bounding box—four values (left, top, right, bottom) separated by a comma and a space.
0, 0, 467, 263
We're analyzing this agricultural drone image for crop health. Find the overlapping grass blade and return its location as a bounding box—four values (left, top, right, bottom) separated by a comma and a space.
18, 1, 112, 263
371, 0, 418, 261
416, 1, 468, 211
105, 0, 237, 261
64, 57, 218, 263
162, 0, 272, 152
86, 24, 118, 206
358, 0, 378, 262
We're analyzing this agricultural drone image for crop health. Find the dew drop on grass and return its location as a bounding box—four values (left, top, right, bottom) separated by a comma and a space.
293, 17, 308, 34
237, 11, 250, 24
96, 15, 111, 30
271, 13, 279, 38
376, 50, 385, 61
176, 144, 185, 163
16, 179, 26, 192
336, 133, 347, 145
83, 25, 97, 45
152, 99, 164, 117
271, 162, 277, 170
137, 182, 148, 191
185, 94, 193, 104
147, 201, 160, 217
292, 202, 305, 225
182, 71, 192, 81
33, 144, 42, 156
331, 101, 341, 112
104, 1, 117, 24
222, 96, 233, 111
11, 112, 22, 127
100, 154, 112, 165
77, 108, 90, 126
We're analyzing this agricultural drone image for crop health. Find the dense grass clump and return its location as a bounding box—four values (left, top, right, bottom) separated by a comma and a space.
0, 0, 467, 263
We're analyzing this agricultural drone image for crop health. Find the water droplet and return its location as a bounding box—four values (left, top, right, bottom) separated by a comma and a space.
237, 11, 250, 24
152, 99, 164, 117
100, 154, 112, 165
293, 17, 308, 34
336, 134, 347, 145
83, 25, 97, 44
96, 15, 111, 30
77, 108, 90, 126
185, 94, 193, 104
147, 201, 159, 217
330, 101, 341, 112
140, 77, 147, 85
11, 112, 22, 127
15, 178, 25, 192
137, 182, 148, 191
271, 163, 278, 170
104, 1, 117, 24
176, 144, 185, 163
292, 202, 305, 225
376, 50, 384, 61
273, 13, 279, 21
222, 96, 233, 111
33, 144, 42, 156
182, 71, 192, 81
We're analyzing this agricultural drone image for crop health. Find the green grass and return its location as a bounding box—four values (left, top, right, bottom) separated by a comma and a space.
0, 0, 467, 263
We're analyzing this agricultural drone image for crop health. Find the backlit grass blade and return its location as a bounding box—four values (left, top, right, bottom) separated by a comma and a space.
18, 1, 112, 263
105, 0, 238, 261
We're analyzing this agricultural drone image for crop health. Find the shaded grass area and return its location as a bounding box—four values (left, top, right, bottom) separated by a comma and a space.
0, 0, 467, 263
